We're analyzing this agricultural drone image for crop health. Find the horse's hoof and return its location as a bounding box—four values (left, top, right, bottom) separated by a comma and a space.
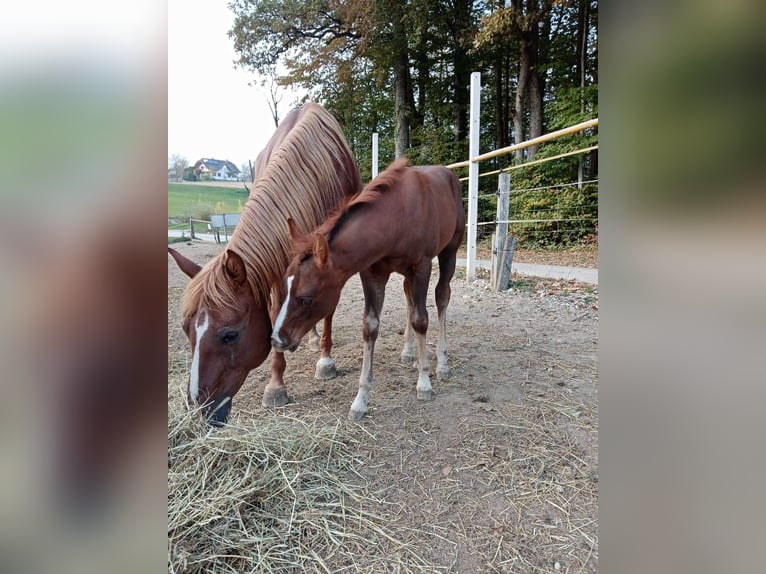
314, 358, 337, 380
417, 388, 433, 401
400, 352, 416, 365
307, 340, 321, 353
436, 366, 450, 381
348, 408, 366, 421
262, 387, 289, 408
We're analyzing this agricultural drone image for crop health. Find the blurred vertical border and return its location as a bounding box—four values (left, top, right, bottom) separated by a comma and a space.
0, 2, 168, 573
602, 0, 766, 572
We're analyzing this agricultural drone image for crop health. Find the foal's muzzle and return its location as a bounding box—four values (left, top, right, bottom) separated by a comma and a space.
271, 333, 298, 353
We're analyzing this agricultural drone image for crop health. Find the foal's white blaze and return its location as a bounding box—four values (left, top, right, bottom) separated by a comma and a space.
272, 275, 294, 345
189, 309, 210, 401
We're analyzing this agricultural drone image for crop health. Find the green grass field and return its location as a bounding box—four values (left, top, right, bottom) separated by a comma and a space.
168, 183, 249, 221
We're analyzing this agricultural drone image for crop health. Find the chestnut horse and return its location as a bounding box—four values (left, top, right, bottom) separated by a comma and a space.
271, 158, 465, 420
168, 103, 361, 424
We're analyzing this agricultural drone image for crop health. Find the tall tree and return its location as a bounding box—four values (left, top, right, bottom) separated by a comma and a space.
168, 154, 187, 182
449, 0, 473, 144
476, 0, 553, 160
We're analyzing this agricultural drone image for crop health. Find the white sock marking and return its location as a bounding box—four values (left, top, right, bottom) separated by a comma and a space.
365, 312, 378, 333
189, 309, 209, 401
272, 275, 294, 344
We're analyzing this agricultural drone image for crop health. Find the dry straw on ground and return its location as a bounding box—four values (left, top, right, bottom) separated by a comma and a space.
168, 404, 435, 573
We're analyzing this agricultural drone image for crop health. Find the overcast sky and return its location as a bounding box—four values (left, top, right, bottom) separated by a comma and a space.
168, 0, 294, 168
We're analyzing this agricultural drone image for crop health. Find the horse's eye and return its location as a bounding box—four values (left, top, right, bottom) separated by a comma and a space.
299, 297, 313, 306
219, 329, 240, 344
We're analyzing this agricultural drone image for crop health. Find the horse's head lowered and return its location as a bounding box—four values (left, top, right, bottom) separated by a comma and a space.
271, 219, 345, 353
169, 247, 272, 424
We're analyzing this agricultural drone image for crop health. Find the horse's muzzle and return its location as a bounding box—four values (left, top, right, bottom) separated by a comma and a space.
271, 334, 299, 353
205, 397, 232, 426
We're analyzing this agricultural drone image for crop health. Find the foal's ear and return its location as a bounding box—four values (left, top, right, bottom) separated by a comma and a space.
223, 249, 247, 286
168, 247, 202, 279
286, 218, 302, 243
312, 234, 330, 268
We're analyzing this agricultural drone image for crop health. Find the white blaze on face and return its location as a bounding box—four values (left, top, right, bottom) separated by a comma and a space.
272, 275, 294, 344
189, 309, 210, 401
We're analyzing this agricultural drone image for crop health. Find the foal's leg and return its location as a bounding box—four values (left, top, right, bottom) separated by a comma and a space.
262, 350, 289, 407
435, 247, 458, 381
307, 324, 321, 352
314, 311, 337, 380
400, 277, 416, 365
408, 260, 434, 400
349, 270, 389, 420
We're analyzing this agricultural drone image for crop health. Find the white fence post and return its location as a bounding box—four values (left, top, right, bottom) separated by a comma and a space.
466, 71, 481, 281
372, 132, 379, 179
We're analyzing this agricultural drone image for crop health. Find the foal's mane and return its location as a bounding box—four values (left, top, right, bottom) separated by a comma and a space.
181, 103, 361, 320
292, 156, 410, 257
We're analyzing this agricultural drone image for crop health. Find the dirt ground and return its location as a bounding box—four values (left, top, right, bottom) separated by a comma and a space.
168, 241, 598, 573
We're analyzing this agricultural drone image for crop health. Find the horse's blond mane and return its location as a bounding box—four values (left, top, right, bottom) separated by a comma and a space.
181, 103, 361, 320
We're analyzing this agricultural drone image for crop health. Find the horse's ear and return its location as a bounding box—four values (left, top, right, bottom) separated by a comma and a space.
286, 218, 302, 243
312, 234, 330, 269
168, 247, 201, 279
223, 249, 247, 286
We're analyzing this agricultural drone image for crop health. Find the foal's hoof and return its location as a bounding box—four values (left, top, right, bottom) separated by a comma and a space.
436, 366, 450, 381
314, 358, 337, 380
348, 408, 366, 421
262, 387, 289, 408
400, 351, 416, 365
417, 388, 433, 401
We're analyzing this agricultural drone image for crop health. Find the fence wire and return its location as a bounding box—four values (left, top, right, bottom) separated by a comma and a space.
465, 179, 599, 201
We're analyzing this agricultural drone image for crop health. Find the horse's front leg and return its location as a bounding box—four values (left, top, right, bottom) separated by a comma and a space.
314, 311, 337, 380
262, 350, 289, 407
349, 270, 388, 420
307, 324, 321, 352
263, 288, 290, 407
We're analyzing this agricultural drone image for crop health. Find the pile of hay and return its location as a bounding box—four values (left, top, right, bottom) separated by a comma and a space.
168, 406, 430, 573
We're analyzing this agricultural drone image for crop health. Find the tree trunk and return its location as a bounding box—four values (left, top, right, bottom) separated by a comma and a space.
394, 52, 410, 159
494, 58, 505, 152
577, 0, 590, 185
412, 45, 427, 146
513, 43, 530, 162
452, 0, 472, 145
526, 2, 544, 160
391, 0, 411, 159
527, 66, 543, 160
576, 0, 589, 91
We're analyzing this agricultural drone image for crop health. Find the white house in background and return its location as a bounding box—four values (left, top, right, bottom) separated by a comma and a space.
193, 158, 241, 181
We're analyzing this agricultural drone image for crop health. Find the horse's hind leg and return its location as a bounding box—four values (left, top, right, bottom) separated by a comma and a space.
407, 260, 434, 400
400, 277, 416, 365
314, 311, 337, 380
435, 244, 458, 381
307, 324, 321, 352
